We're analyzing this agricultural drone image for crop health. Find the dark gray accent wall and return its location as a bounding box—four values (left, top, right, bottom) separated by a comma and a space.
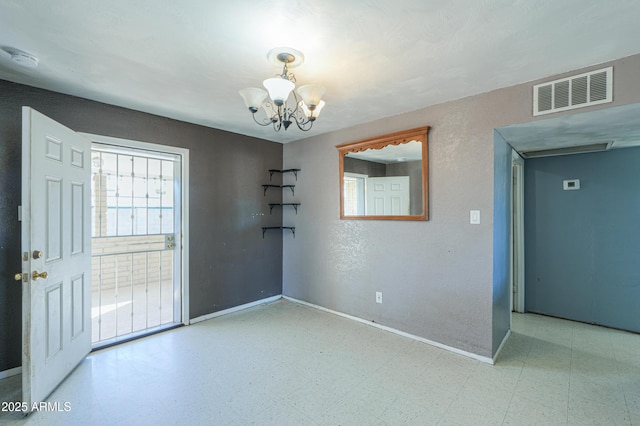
387, 160, 423, 216
344, 157, 386, 176
283, 53, 640, 359
524, 147, 640, 333
0, 80, 283, 372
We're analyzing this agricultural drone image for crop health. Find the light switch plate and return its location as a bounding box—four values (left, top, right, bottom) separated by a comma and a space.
470, 210, 480, 224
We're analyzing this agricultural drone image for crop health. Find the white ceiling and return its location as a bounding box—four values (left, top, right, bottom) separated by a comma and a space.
1, 1, 640, 144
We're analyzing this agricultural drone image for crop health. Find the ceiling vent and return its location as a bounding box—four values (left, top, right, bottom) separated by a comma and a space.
533, 67, 612, 116
520, 141, 613, 159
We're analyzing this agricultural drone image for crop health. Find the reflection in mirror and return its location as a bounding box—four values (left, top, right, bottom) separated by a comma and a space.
337, 126, 429, 221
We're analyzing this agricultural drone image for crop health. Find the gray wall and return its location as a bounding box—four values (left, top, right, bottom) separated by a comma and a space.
4, 54, 640, 371
0, 80, 283, 372
524, 147, 640, 333
282, 53, 640, 359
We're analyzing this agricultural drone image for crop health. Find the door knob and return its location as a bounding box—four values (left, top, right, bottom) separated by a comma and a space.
32, 271, 48, 281
14, 273, 23, 281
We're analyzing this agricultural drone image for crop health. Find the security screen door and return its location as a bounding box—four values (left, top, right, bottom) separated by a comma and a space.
90, 143, 182, 346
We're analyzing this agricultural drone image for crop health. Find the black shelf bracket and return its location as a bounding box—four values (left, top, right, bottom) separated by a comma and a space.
262, 184, 295, 196
268, 169, 301, 181
262, 226, 296, 238
268, 203, 301, 214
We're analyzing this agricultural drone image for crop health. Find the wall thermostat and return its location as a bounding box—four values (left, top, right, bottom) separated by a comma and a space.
563, 179, 580, 190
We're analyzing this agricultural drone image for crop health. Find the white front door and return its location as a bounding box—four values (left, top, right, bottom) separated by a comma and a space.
21, 107, 92, 407
366, 176, 410, 215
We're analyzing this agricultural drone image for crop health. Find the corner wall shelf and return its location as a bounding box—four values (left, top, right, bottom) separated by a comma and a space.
262, 226, 295, 238
268, 203, 301, 214
262, 168, 300, 239
269, 169, 301, 181
262, 184, 295, 196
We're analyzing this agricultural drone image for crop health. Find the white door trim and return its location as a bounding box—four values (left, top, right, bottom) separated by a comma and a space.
80, 133, 190, 325
511, 150, 525, 313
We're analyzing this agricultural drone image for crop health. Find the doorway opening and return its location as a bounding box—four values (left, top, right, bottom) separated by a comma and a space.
87, 136, 189, 348
343, 172, 367, 215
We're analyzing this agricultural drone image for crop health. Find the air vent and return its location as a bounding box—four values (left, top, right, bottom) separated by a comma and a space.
520, 141, 613, 159
533, 67, 612, 116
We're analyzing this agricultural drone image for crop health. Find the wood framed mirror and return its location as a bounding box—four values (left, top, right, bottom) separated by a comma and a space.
337, 126, 429, 221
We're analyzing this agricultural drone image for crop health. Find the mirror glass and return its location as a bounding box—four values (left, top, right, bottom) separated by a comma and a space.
337, 127, 429, 221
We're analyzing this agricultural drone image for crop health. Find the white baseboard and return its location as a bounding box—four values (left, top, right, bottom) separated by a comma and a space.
492, 329, 512, 364
190, 295, 282, 324
0, 366, 22, 379
283, 296, 494, 364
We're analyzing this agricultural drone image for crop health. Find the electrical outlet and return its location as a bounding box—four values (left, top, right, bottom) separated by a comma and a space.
376, 292, 383, 304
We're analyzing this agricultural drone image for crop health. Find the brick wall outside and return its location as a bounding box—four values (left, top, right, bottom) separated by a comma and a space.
91, 235, 173, 291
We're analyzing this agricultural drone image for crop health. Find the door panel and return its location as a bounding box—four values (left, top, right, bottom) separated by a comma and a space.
366, 176, 410, 215
45, 283, 63, 358
71, 274, 86, 338
45, 177, 63, 261
22, 107, 91, 408
71, 182, 85, 255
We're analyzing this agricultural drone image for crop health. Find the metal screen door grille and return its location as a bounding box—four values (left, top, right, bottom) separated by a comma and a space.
343, 177, 359, 216
91, 148, 178, 344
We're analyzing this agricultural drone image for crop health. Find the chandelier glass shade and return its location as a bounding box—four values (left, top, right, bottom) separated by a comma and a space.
239, 48, 326, 132
262, 77, 295, 106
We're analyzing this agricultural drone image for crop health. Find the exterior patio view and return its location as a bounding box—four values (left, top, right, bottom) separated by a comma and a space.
90, 148, 178, 345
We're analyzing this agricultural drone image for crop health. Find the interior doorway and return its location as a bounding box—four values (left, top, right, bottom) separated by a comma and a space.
86, 134, 189, 348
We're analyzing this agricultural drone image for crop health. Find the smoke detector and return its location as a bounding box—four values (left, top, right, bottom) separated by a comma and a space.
2, 47, 39, 68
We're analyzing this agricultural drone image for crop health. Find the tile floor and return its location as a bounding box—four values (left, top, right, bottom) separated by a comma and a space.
0, 299, 638, 425
91, 282, 176, 345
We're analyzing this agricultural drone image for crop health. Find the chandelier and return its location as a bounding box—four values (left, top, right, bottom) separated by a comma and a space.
239, 48, 326, 132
